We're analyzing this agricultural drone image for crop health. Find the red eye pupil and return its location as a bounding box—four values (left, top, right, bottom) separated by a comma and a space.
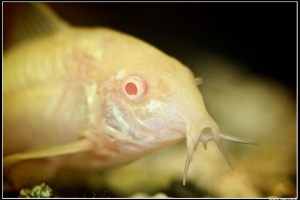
125, 82, 138, 95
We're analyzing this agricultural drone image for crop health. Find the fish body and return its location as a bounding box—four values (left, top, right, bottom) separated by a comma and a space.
4, 26, 190, 166
3, 3, 256, 188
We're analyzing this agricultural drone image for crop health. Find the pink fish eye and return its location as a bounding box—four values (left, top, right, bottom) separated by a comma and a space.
125, 82, 138, 95
122, 74, 148, 101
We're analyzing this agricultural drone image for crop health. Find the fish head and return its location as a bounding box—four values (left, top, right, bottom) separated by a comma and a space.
90, 29, 256, 181
97, 29, 218, 152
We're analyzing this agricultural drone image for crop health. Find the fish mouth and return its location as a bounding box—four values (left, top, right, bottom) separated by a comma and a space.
183, 120, 258, 185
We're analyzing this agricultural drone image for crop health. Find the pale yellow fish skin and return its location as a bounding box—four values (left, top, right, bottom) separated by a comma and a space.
3, 24, 206, 186
4, 3, 256, 189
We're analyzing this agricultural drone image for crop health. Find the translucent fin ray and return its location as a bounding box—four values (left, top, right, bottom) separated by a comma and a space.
3, 139, 92, 167
10, 3, 70, 46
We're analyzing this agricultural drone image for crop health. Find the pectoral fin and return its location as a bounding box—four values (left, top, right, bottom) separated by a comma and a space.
3, 139, 92, 167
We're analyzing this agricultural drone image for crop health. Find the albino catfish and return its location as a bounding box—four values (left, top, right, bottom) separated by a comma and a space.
3, 3, 257, 188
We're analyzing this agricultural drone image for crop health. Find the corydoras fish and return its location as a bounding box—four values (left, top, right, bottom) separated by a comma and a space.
3, 3, 257, 188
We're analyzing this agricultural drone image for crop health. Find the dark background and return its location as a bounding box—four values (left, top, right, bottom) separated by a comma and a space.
3, 2, 296, 91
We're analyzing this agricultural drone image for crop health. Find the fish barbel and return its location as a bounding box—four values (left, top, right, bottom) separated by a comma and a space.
3, 3, 257, 188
